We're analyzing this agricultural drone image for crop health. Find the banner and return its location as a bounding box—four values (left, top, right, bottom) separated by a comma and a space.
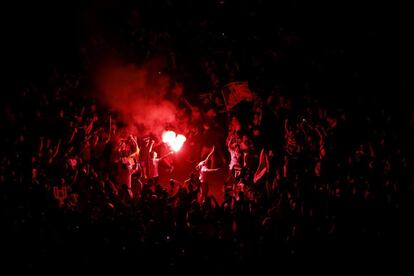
253, 148, 269, 184
221, 81, 254, 110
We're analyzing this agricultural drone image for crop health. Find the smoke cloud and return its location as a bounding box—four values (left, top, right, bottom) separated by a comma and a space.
94, 59, 181, 137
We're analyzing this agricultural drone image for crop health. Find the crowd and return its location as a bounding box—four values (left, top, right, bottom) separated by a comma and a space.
2, 0, 413, 273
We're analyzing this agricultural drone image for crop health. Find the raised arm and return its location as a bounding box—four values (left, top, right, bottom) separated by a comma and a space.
210, 195, 219, 209
284, 118, 289, 133
204, 146, 215, 162
183, 98, 195, 111
227, 136, 234, 149
49, 139, 62, 164
84, 116, 97, 135
71, 168, 78, 185
159, 151, 174, 160
196, 146, 216, 169
128, 135, 140, 158
105, 115, 112, 143
68, 127, 78, 144
204, 167, 220, 173
315, 126, 324, 145
148, 139, 155, 154
38, 137, 44, 155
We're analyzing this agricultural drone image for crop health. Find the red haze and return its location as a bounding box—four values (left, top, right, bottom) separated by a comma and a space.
94, 61, 178, 136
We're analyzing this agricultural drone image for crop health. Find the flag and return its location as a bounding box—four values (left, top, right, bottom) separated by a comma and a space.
253, 148, 269, 184
221, 81, 254, 110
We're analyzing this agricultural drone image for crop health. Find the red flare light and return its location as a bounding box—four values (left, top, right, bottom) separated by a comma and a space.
162, 130, 186, 152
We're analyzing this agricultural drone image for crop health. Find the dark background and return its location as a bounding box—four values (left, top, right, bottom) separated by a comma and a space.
3, 1, 412, 104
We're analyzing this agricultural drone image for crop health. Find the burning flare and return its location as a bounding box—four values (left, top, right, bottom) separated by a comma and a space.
162, 130, 186, 152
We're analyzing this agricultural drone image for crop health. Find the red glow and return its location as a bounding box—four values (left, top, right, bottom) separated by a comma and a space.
162, 130, 186, 152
